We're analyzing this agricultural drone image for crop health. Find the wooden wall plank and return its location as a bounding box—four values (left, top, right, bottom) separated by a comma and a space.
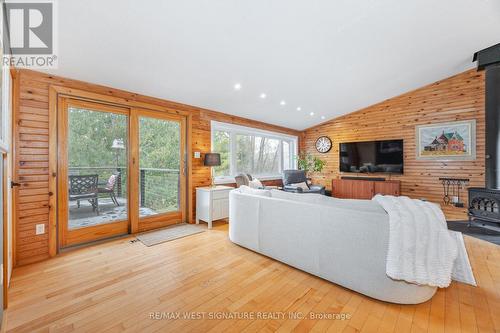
13, 67, 483, 266
12, 69, 300, 266
301, 69, 485, 220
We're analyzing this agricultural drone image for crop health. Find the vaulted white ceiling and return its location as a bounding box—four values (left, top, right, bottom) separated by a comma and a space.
46, 0, 500, 130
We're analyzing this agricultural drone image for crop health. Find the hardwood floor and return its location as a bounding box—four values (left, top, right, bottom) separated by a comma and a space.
4, 222, 500, 333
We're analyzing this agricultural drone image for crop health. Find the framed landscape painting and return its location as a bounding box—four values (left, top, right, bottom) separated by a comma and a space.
415, 120, 476, 160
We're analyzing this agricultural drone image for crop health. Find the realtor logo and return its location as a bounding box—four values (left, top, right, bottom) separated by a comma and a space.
2, 0, 57, 68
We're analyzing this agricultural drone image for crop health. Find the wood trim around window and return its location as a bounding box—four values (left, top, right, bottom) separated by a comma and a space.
2, 153, 8, 309
48, 85, 193, 252
132, 108, 187, 233
211, 120, 299, 182
49, 85, 192, 117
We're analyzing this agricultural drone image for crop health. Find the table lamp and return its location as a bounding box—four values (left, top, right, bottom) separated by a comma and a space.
204, 153, 221, 187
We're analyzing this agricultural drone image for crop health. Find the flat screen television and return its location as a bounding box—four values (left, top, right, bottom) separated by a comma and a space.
339, 140, 404, 174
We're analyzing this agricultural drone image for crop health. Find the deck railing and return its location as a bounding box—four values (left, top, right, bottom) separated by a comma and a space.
68, 166, 180, 210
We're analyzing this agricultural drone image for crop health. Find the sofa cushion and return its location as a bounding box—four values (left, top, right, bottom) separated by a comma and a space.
270, 189, 385, 213
271, 189, 322, 203
239, 185, 271, 197
328, 198, 387, 214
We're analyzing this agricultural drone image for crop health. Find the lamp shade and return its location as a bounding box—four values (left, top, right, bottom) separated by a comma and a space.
204, 153, 221, 166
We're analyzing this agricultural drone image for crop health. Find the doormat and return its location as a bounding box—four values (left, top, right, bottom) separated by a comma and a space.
136, 223, 205, 247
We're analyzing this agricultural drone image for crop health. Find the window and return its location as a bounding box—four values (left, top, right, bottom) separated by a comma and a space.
213, 130, 230, 177
283, 141, 291, 170
211, 121, 297, 183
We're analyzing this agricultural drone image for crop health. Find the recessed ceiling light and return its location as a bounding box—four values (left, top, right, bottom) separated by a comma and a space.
296, 107, 302, 111
234, 83, 242, 91
321, 116, 325, 120
310, 112, 315, 116
260, 93, 267, 99
280, 100, 286, 106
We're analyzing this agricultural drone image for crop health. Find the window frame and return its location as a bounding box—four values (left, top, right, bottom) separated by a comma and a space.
0, 15, 9, 154
211, 121, 298, 184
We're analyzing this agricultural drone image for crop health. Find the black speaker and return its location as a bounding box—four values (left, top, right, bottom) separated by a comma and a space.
340, 176, 386, 182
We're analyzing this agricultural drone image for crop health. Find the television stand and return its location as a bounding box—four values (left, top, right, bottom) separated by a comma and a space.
332, 178, 400, 199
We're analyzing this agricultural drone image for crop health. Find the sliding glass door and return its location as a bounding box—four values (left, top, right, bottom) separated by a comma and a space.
58, 100, 186, 247
58, 99, 130, 247
132, 110, 186, 232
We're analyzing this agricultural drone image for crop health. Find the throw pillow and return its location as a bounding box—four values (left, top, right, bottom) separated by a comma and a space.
248, 178, 264, 189
291, 182, 309, 191
239, 185, 271, 197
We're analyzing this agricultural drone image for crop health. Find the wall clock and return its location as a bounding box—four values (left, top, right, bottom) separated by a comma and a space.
315, 136, 332, 153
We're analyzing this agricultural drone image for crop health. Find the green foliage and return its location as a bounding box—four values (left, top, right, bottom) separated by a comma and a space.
68, 108, 181, 213
213, 130, 281, 176
139, 117, 180, 211
213, 131, 230, 177
142, 171, 179, 212
68, 108, 128, 168
296, 153, 326, 174
139, 117, 180, 169
235, 135, 279, 174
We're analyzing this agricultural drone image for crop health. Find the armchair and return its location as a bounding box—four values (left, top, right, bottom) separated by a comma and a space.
235, 173, 253, 188
69, 174, 99, 214
234, 173, 279, 190
282, 170, 325, 194
98, 174, 120, 206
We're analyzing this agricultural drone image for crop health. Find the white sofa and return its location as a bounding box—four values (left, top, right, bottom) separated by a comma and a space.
228, 188, 437, 304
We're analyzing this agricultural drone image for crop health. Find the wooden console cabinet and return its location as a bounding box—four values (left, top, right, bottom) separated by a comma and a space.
332, 178, 400, 199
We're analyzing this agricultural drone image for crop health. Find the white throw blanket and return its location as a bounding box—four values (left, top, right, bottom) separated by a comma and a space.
373, 195, 476, 288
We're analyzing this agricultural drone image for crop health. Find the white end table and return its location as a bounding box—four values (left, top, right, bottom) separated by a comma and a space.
195, 185, 233, 229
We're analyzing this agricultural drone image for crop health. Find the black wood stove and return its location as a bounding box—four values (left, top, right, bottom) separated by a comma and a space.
467, 45, 500, 231
468, 188, 500, 226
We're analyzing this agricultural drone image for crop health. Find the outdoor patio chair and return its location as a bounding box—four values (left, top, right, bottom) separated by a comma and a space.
98, 174, 120, 206
69, 174, 99, 215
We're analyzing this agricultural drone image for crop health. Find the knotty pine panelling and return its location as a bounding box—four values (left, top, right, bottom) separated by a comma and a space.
301, 69, 485, 220
14, 73, 51, 266
12, 69, 299, 266
14, 67, 482, 266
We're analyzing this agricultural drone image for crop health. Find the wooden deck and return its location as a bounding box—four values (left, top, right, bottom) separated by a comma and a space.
4, 222, 500, 332
68, 198, 157, 230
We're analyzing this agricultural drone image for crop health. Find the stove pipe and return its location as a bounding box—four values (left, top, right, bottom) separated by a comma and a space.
474, 43, 500, 189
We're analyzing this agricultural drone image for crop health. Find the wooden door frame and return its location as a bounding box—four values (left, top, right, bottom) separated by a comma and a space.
130, 108, 187, 233
2, 153, 8, 309
48, 86, 192, 252
11, 70, 19, 265
57, 97, 131, 248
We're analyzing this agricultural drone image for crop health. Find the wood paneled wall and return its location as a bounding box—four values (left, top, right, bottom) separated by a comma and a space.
301, 69, 485, 220
12, 68, 484, 265
12, 69, 299, 266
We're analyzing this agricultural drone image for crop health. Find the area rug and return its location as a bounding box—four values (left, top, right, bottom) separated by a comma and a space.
136, 223, 205, 246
